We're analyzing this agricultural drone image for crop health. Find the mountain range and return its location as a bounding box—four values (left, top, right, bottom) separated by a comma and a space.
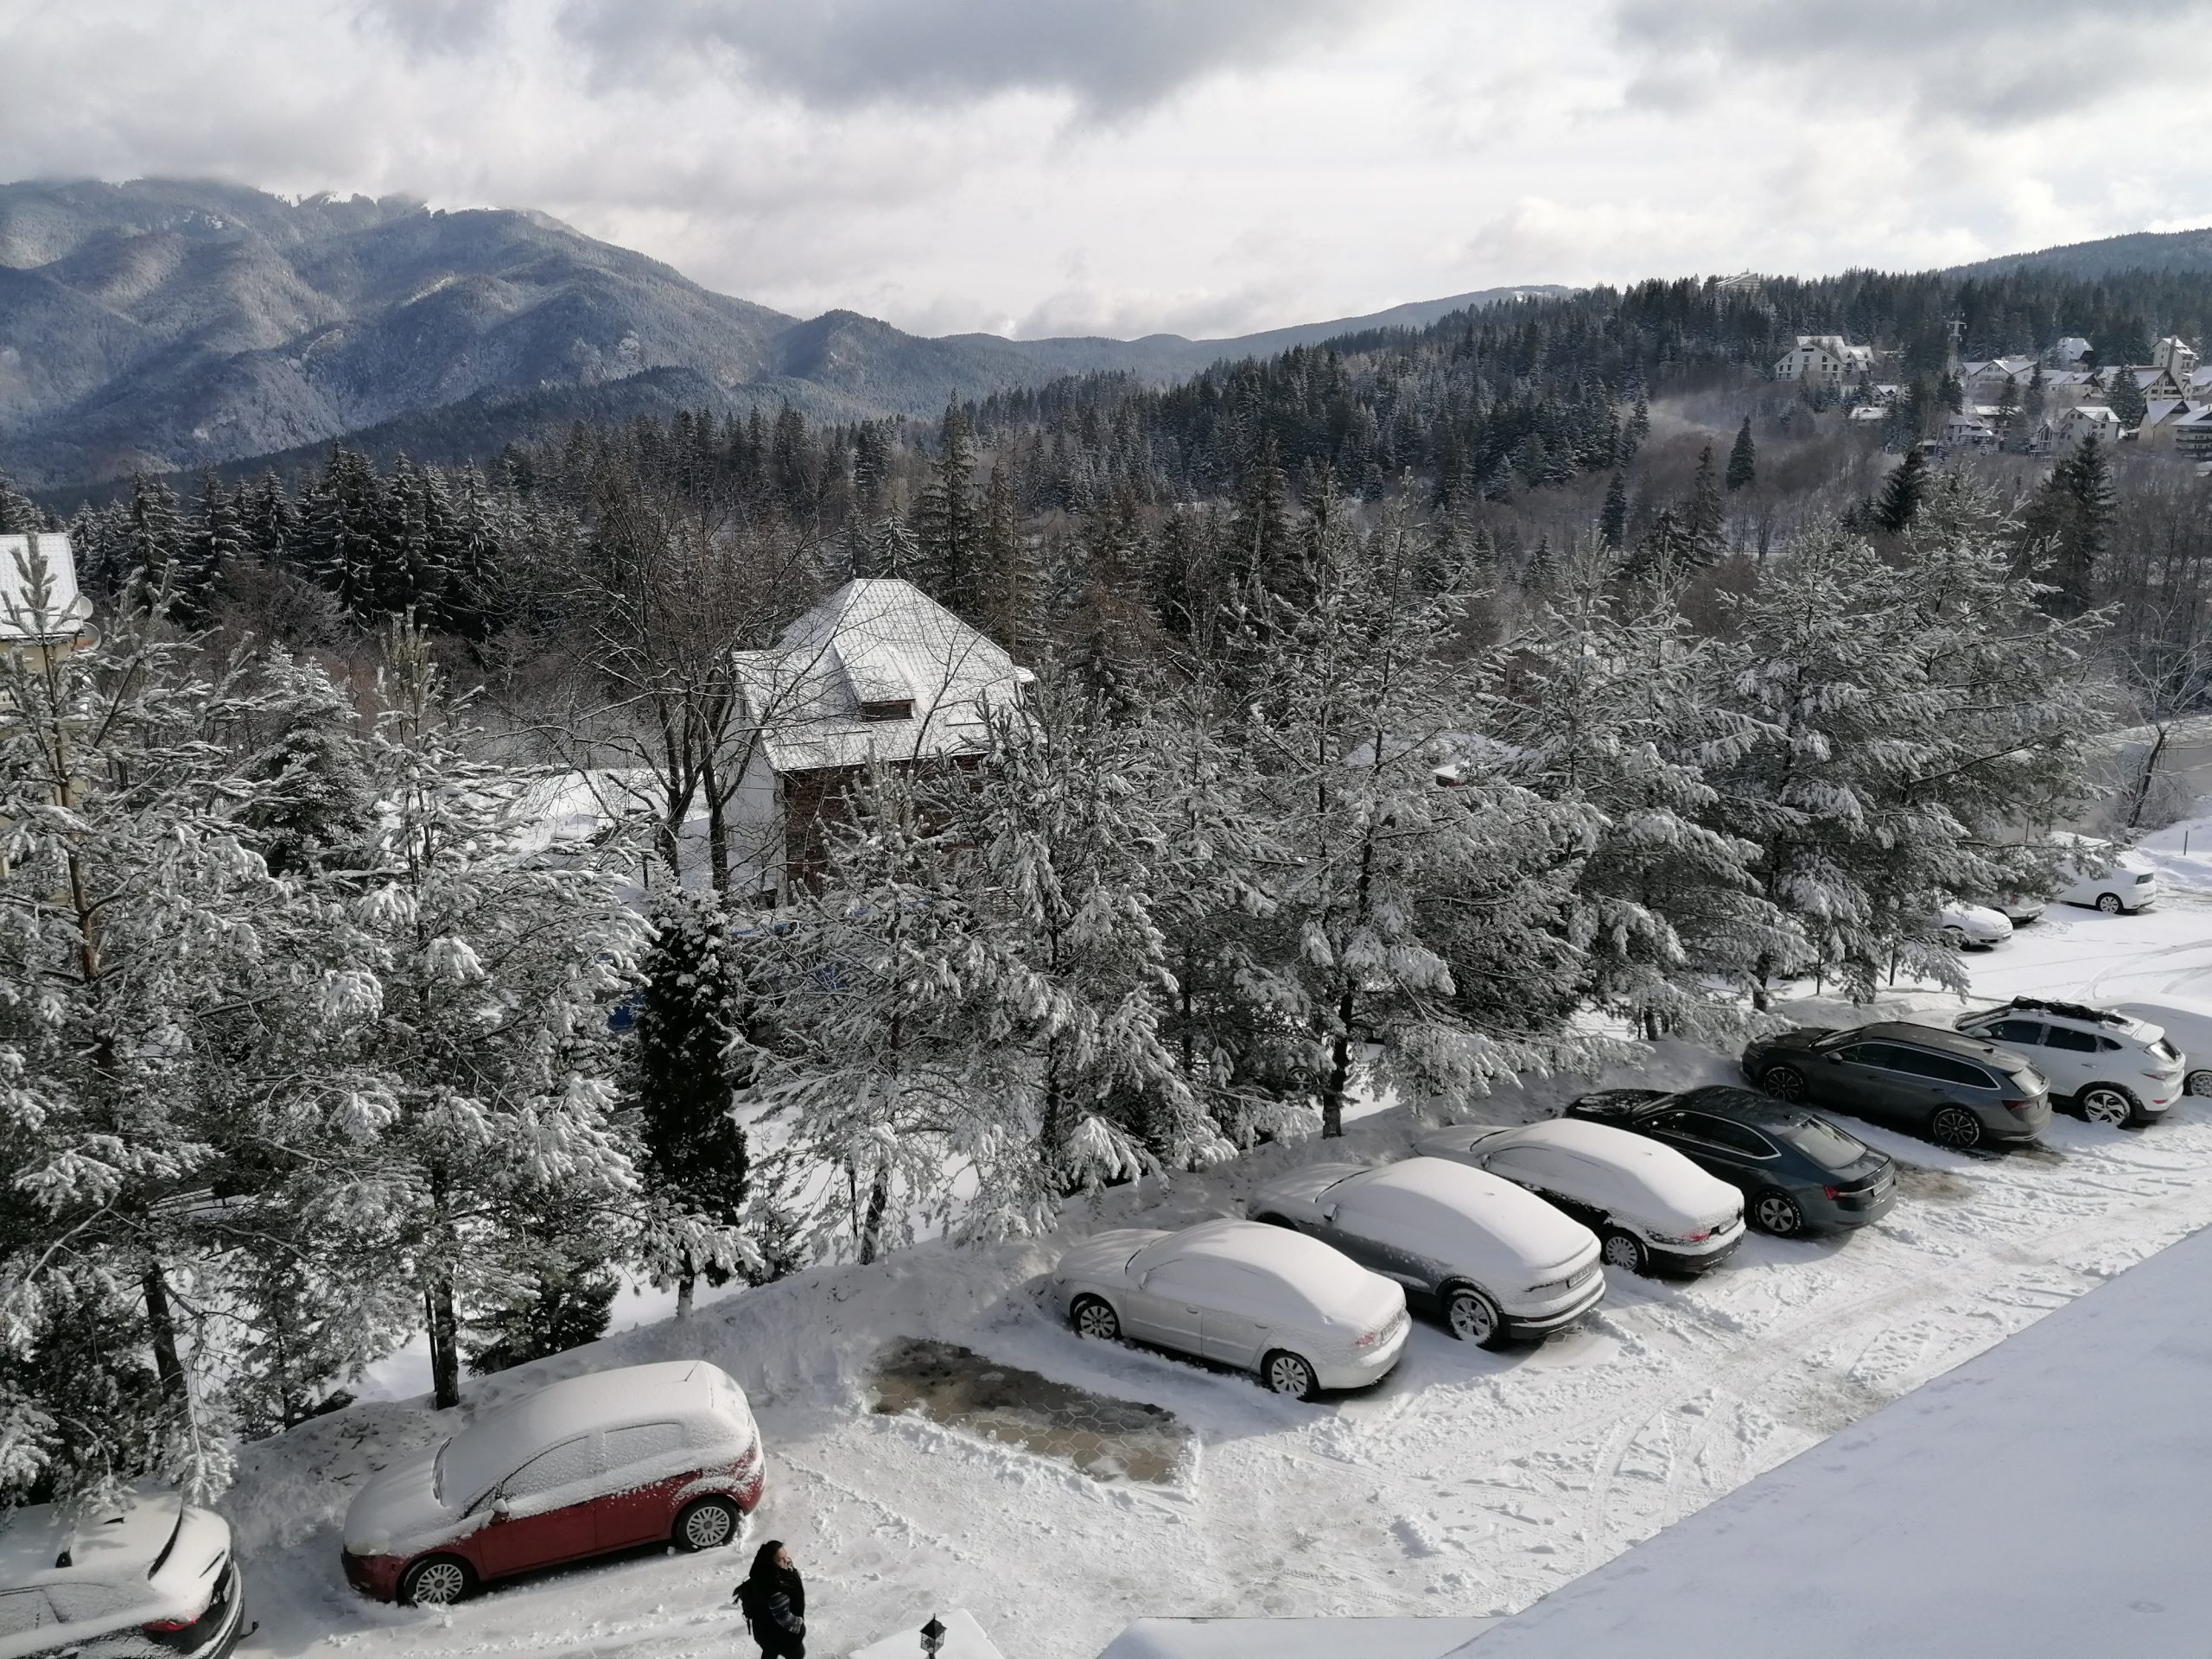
0, 178, 1562, 488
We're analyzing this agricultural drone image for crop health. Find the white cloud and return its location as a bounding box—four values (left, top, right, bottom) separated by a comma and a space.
0, 0, 2206, 340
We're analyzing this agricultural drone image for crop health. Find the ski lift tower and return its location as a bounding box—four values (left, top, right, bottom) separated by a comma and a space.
1943, 316, 1966, 379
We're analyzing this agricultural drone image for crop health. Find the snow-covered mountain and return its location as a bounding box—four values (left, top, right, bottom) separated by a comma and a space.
0, 178, 1563, 486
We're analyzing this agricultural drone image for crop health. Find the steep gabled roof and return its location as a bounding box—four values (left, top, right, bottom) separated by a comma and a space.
732, 577, 1027, 774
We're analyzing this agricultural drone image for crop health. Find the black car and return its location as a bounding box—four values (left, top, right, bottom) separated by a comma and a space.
1562, 1084, 1897, 1236
1740, 1022, 2053, 1150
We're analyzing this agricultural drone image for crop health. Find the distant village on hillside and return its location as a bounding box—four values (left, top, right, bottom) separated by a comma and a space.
1777, 324, 2212, 464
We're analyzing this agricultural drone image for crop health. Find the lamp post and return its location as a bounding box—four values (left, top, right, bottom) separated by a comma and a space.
920, 1615, 947, 1656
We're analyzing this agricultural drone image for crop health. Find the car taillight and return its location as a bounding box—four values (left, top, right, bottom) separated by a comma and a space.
143, 1607, 208, 1633
2000, 1098, 2033, 1112
1355, 1330, 1379, 1349
1823, 1185, 1840, 1200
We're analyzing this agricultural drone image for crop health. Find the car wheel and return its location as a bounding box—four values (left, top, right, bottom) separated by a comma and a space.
674, 1496, 740, 1552
1600, 1229, 1649, 1274
1445, 1285, 1508, 1349
1262, 1350, 1319, 1401
2097, 892, 2124, 915
400, 1555, 475, 1608
1751, 1190, 1806, 1236
1942, 925, 1967, 951
2187, 1068, 2212, 1098
1929, 1104, 1985, 1150
2078, 1085, 2136, 1128
1759, 1065, 1808, 1103
1071, 1294, 1121, 1342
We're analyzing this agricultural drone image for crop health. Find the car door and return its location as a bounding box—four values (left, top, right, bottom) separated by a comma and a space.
1821, 1041, 1925, 1124
2038, 1024, 2101, 1095
1484, 1147, 1606, 1230
1198, 1263, 1286, 1369
1315, 1196, 1415, 1284
593, 1421, 690, 1550
1647, 1110, 1764, 1192
1124, 1258, 1213, 1357
474, 1434, 601, 1579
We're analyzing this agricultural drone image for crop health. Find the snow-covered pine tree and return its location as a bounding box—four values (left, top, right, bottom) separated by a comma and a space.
1726, 418, 1757, 491
0, 572, 372, 1506
1242, 502, 1588, 1137
327, 622, 654, 1408
1499, 537, 1799, 1039
940, 677, 1223, 1230
914, 405, 983, 617
1712, 488, 2101, 1001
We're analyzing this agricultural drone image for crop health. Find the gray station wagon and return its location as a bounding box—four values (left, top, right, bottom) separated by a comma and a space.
1740, 1021, 2052, 1150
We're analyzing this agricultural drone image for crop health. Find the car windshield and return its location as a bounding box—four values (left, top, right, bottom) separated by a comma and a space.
1779, 1116, 1870, 1172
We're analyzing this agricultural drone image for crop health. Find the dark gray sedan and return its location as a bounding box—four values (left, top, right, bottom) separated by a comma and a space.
1740, 1021, 2052, 1151
1562, 1084, 1897, 1236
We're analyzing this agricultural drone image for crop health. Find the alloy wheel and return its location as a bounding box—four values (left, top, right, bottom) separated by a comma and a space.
1600, 1230, 1647, 1274
1930, 1105, 1984, 1150
1265, 1352, 1317, 1399
405, 1560, 469, 1607
2097, 893, 2124, 915
1447, 1288, 1499, 1344
2187, 1069, 2212, 1098
682, 1500, 736, 1549
1072, 1297, 1120, 1342
2081, 1088, 2133, 1127
1753, 1192, 1803, 1236
1761, 1065, 1807, 1103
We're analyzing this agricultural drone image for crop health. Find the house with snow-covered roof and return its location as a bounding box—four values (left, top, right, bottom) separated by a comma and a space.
1961, 356, 2036, 404
1774, 335, 1872, 388
2050, 335, 2093, 366
2152, 336, 2200, 380
724, 577, 1029, 896
2042, 369, 2107, 410
0, 532, 95, 658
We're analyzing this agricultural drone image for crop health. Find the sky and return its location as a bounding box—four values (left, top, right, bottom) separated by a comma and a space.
3, 0, 2209, 340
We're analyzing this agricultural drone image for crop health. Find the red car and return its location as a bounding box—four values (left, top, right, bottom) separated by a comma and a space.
341, 1360, 763, 1605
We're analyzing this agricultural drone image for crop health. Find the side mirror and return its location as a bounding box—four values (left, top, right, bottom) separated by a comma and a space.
1825, 1053, 1844, 1064
491, 1497, 512, 1522
1319, 1205, 1338, 1224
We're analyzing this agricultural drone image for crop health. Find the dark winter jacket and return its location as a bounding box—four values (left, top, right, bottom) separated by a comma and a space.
736, 1559, 805, 1654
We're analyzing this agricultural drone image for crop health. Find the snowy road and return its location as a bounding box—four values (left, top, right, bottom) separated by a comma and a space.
226, 879, 2212, 1659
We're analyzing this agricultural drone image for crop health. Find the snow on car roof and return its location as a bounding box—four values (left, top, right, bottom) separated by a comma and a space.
442, 1361, 734, 1503
1341, 1159, 1596, 1262
1492, 1119, 1738, 1220
1140, 1220, 1393, 1325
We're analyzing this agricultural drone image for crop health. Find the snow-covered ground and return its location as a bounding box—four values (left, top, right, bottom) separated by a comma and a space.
222, 838, 2212, 1659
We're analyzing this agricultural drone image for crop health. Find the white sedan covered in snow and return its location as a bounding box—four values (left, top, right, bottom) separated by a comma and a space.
1053, 1219, 1410, 1400
1939, 901, 2014, 950
1414, 1118, 1745, 1276
1246, 1157, 1604, 1348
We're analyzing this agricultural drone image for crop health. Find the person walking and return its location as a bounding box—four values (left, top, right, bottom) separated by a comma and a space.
734, 1539, 806, 1658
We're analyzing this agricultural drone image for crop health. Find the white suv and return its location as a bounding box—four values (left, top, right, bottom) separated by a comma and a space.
1951, 997, 2183, 1127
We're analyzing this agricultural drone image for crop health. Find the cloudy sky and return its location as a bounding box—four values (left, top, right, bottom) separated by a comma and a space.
3, 0, 2209, 339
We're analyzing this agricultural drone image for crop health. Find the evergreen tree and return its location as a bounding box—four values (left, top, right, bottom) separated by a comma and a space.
301, 447, 388, 620
178, 473, 245, 626
1726, 417, 1757, 491
630, 888, 757, 1313
913, 404, 983, 615
123, 474, 184, 607
461, 1214, 620, 1375
2018, 432, 2114, 616
1872, 447, 1929, 533
1599, 473, 1629, 550
2107, 367, 2149, 429
1684, 443, 1726, 563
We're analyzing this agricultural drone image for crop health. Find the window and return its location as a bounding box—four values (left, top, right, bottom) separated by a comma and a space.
1782, 1116, 1871, 1173
2044, 1027, 2099, 1053
605, 1421, 687, 1470
858, 697, 914, 721
1982, 1019, 2046, 1045
46, 1582, 136, 1623
1891, 1048, 1997, 1088
504, 1436, 596, 1499
1680, 1115, 1777, 1158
